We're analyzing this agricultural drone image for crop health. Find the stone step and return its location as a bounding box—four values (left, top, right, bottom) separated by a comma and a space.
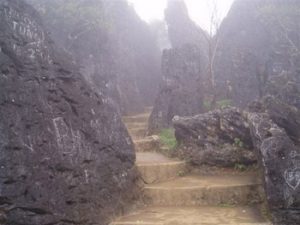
136, 152, 186, 184
123, 113, 150, 124
128, 127, 147, 139
143, 174, 263, 206
144, 106, 153, 112
110, 206, 269, 225
125, 121, 148, 130
134, 136, 160, 152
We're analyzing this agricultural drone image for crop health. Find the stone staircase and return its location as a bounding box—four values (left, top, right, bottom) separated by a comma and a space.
111, 111, 270, 225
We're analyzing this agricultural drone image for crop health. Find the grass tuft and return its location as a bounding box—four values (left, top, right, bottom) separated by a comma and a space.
159, 128, 177, 150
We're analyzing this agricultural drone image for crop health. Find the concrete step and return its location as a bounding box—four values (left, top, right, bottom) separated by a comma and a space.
110, 205, 269, 225
134, 136, 160, 152
136, 152, 186, 184
123, 113, 150, 124
143, 174, 264, 206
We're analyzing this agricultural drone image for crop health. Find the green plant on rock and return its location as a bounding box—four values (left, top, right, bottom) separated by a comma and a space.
234, 163, 247, 172
216, 99, 232, 109
159, 128, 177, 150
234, 137, 244, 148
203, 99, 232, 111
177, 170, 185, 177
203, 100, 211, 111
218, 203, 234, 208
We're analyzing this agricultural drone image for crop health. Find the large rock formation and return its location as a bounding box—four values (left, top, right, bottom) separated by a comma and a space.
27, 0, 162, 115
0, 1, 136, 224
173, 73, 300, 224
148, 0, 207, 133
247, 112, 300, 225
149, 20, 171, 52
148, 44, 205, 133
215, 0, 300, 107
173, 107, 256, 167
164, 0, 207, 49
252, 73, 300, 144
247, 74, 300, 224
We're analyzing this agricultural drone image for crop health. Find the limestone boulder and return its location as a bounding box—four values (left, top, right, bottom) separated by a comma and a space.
247, 112, 300, 225
27, 0, 162, 115
261, 74, 300, 144
173, 107, 256, 167
0, 1, 136, 224
246, 73, 300, 224
214, 0, 300, 107
148, 44, 205, 133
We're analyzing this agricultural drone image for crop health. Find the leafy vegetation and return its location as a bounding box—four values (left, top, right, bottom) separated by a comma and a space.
233, 137, 244, 148
159, 128, 177, 150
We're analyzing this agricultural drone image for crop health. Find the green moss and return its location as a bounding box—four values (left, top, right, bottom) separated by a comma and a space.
218, 203, 235, 208
203, 100, 211, 111
203, 99, 232, 111
234, 163, 247, 172
159, 128, 177, 150
216, 99, 232, 109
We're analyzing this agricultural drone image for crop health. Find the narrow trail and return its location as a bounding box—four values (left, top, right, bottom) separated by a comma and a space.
111, 111, 270, 225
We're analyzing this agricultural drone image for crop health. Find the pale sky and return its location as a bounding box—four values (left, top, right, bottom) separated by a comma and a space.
128, 0, 235, 32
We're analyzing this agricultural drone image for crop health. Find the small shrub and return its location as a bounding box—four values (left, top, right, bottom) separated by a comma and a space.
159, 128, 177, 150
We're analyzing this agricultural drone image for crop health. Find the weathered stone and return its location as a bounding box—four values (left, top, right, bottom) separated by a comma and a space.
262, 95, 300, 144
247, 112, 300, 225
265, 73, 300, 108
258, 74, 300, 144
245, 73, 300, 224
148, 0, 208, 134
27, 0, 162, 115
165, 0, 207, 50
0, 1, 136, 224
173, 107, 256, 167
215, 0, 300, 107
148, 44, 205, 133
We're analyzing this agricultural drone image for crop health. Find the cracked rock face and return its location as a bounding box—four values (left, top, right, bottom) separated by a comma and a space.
215, 0, 300, 107
247, 74, 300, 225
173, 74, 300, 223
173, 107, 256, 167
247, 112, 300, 225
262, 74, 300, 144
27, 0, 162, 116
148, 0, 207, 134
165, 0, 207, 51
148, 44, 205, 134
0, 1, 136, 224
